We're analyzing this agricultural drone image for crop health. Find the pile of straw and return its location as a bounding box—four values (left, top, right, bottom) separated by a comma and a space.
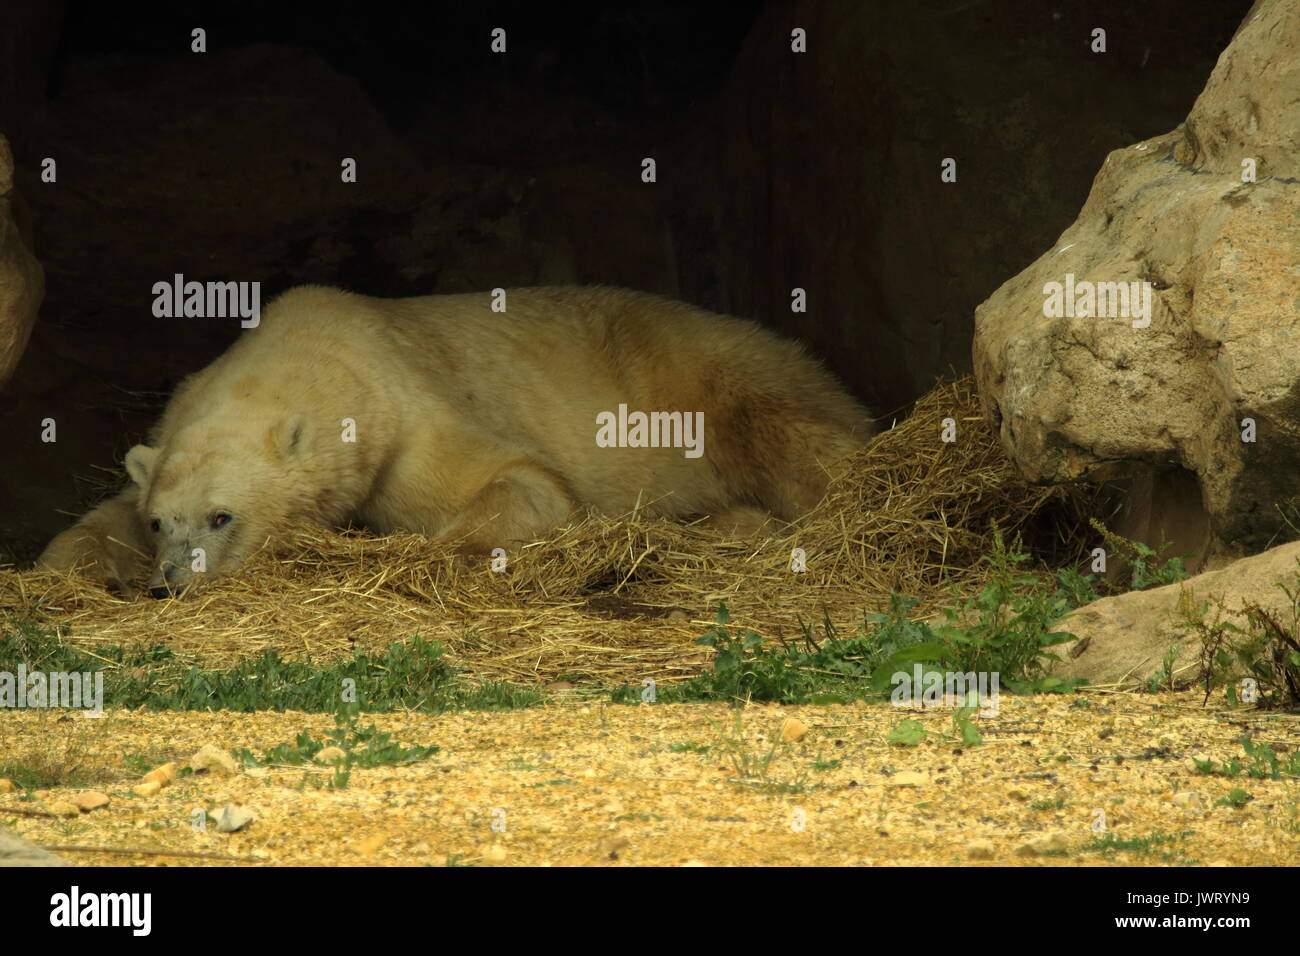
0, 378, 1090, 685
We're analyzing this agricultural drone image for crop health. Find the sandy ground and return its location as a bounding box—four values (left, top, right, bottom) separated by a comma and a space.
2, 690, 1298, 867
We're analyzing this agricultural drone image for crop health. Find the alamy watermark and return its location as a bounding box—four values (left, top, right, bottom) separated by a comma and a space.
596, 405, 704, 459
890, 665, 999, 717
1043, 273, 1152, 329
0, 665, 104, 716
151, 273, 261, 327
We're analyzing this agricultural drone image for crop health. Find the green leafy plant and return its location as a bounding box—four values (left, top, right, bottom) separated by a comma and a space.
1, 617, 540, 713
1215, 788, 1252, 809
1192, 573, 1300, 710
1089, 519, 1190, 591
233, 711, 437, 775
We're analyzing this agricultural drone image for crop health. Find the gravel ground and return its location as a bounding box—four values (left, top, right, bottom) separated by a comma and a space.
2, 690, 1297, 867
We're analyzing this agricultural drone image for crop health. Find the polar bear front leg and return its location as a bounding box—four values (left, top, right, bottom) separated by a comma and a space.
438, 458, 578, 554
36, 487, 152, 590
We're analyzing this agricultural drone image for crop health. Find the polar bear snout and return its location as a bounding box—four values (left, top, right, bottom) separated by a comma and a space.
148, 560, 197, 599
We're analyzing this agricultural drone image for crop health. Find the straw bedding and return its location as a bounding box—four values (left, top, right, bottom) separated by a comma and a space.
0, 378, 1091, 685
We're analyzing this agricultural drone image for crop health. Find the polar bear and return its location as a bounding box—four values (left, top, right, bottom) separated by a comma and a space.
38, 285, 873, 596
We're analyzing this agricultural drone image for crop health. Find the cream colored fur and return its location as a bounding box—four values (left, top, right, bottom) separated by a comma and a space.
38, 285, 873, 592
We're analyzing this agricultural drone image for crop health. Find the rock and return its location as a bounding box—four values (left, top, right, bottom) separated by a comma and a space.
601, 836, 631, 860
0, 133, 43, 389
132, 780, 162, 798
1006, 786, 1030, 801
1173, 791, 1204, 810
482, 844, 508, 863
187, 744, 239, 776
355, 834, 387, 857
0, 778, 16, 794
1051, 540, 1300, 683
780, 718, 810, 742
213, 804, 255, 834
70, 791, 110, 812
887, 771, 930, 788
46, 801, 80, 818
314, 746, 346, 764
1015, 831, 1070, 857
142, 762, 178, 788
974, 0, 1300, 560
967, 839, 996, 860
0, 827, 65, 866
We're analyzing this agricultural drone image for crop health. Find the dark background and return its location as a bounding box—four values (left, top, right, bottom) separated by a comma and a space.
0, 0, 1254, 563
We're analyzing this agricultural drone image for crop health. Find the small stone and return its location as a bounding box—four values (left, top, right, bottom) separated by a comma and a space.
781, 718, 810, 742
187, 744, 239, 776
213, 804, 255, 833
1015, 831, 1070, 856
967, 839, 996, 860
1006, 786, 1030, 801
482, 844, 508, 863
142, 762, 178, 787
1172, 791, 1203, 809
70, 791, 110, 812
46, 801, 81, 818
602, 837, 631, 860
355, 834, 387, 856
887, 771, 929, 787
0, 779, 16, 794
314, 746, 346, 764
132, 780, 162, 797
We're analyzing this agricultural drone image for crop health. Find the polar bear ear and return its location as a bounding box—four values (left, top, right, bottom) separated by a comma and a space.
125, 445, 159, 487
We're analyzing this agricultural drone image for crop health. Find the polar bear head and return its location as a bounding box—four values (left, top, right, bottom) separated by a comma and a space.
125, 416, 313, 597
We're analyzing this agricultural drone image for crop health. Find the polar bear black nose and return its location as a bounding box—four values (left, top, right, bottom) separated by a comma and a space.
149, 585, 174, 599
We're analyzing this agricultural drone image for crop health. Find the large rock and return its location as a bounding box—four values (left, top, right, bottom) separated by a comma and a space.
0, 133, 42, 388
1053, 540, 1300, 685
973, 0, 1300, 559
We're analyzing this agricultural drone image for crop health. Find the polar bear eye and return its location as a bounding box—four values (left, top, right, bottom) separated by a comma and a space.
212, 512, 232, 530
150, 519, 161, 533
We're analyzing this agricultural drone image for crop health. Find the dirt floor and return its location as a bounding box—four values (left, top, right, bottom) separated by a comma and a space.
2, 690, 1298, 867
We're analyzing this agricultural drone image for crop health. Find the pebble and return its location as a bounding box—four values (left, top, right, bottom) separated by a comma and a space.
355, 834, 387, 856
46, 801, 81, 818
887, 771, 929, 787
1172, 791, 1203, 810
188, 744, 239, 776
71, 791, 110, 812
781, 718, 810, 742
143, 762, 178, 788
132, 780, 162, 797
1014, 831, 1070, 856
213, 804, 256, 833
